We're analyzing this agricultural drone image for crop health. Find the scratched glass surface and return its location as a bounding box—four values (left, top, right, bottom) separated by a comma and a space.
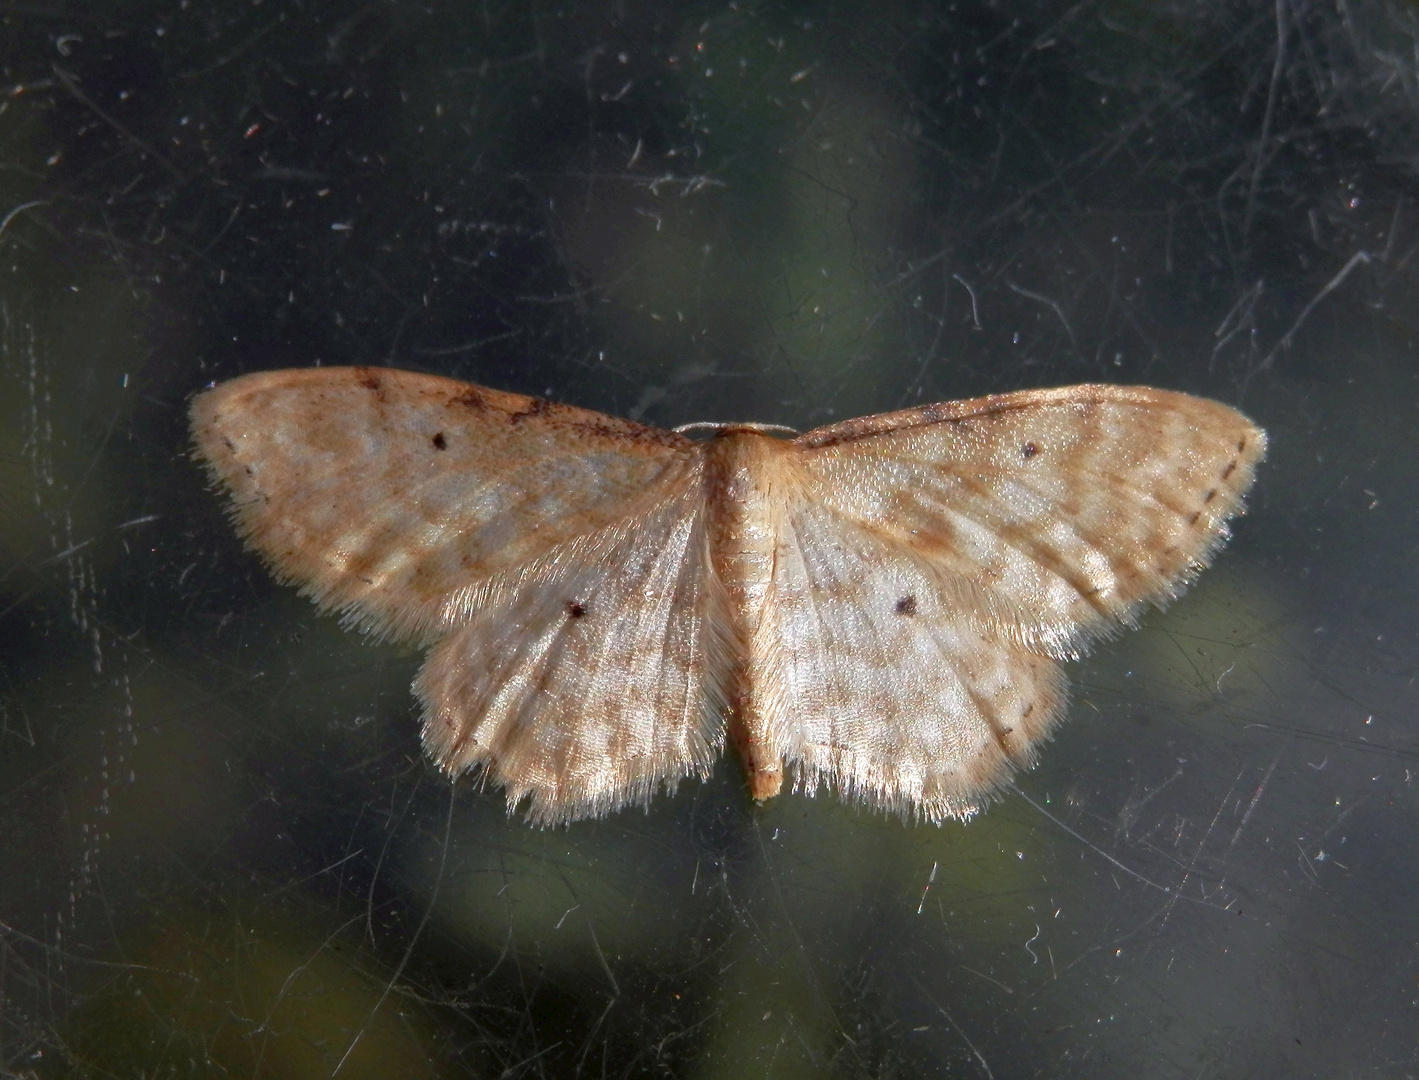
2, 3, 1416, 1078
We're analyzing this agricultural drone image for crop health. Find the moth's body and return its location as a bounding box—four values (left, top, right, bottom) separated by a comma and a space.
704, 427, 796, 801
191, 367, 1265, 825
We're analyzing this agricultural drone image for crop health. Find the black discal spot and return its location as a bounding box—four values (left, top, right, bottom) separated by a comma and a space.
1022, 441, 1039, 459
432, 431, 447, 450
1188, 510, 1202, 526
895, 595, 917, 616
566, 601, 586, 619
1203, 488, 1218, 503
1221, 460, 1236, 480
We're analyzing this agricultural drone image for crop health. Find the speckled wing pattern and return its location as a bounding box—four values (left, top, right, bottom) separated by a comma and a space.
413, 480, 727, 823
190, 368, 724, 823
768, 387, 1265, 820
191, 369, 1264, 825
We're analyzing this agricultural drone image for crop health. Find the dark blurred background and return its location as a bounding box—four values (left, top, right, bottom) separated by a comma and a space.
2, 1, 1417, 1077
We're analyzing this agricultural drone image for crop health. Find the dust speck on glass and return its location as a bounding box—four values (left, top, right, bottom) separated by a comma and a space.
2, 3, 1416, 1078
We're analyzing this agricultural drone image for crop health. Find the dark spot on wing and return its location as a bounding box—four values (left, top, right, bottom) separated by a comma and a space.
566, 601, 586, 619
432, 431, 447, 450
1022, 441, 1039, 459
895, 595, 917, 616
510, 398, 552, 423
1221, 459, 1236, 480
355, 369, 388, 402
1203, 488, 1217, 504
453, 388, 489, 411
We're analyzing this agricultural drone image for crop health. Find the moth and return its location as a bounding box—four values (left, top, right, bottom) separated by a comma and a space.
190, 367, 1264, 824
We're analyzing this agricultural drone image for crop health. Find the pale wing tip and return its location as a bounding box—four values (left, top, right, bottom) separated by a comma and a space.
188, 376, 383, 635
1039, 410, 1267, 659
187, 381, 233, 468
